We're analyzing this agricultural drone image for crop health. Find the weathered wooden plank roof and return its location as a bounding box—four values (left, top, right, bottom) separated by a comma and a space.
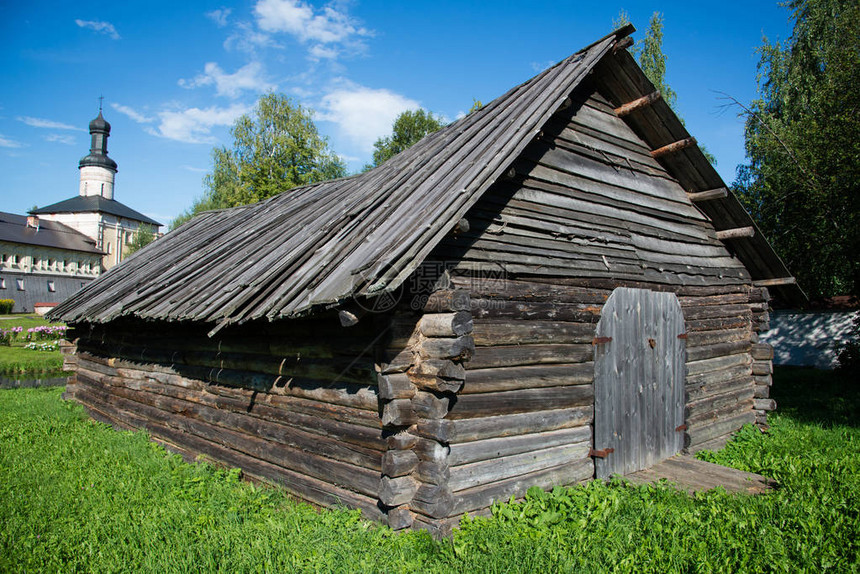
51, 30, 625, 328
51, 24, 802, 328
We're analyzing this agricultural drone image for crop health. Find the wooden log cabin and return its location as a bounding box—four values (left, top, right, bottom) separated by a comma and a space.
51, 26, 802, 537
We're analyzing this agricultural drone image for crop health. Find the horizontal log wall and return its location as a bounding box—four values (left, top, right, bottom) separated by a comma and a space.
66, 315, 388, 522
424, 82, 760, 507
429, 278, 759, 509
420, 276, 598, 519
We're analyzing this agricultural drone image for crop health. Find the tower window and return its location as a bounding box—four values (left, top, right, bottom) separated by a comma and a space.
47, 280, 55, 293
16, 278, 24, 291
0, 278, 5, 289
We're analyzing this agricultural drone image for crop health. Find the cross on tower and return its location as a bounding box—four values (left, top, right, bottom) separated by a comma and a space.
98, 95, 104, 112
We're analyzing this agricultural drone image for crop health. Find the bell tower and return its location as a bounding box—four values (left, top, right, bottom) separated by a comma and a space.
78, 99, 118, 200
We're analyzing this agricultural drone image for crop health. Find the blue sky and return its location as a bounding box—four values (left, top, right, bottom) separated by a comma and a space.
1, 1, 793, 226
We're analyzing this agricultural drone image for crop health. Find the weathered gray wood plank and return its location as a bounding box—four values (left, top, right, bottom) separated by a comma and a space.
625, 455, 775, 494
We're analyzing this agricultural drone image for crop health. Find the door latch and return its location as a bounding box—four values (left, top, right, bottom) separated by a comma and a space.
589, 447, 615, 458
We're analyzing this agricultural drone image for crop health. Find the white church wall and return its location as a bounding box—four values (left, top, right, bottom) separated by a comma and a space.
37, 212, 101, 249
79, 165, 115, 199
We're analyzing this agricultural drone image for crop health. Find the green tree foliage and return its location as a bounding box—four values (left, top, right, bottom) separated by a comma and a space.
123, 224, 157, 257
365, 109, 446, 170
614, 12, 716, 165
734, 0, 859, 298
637, 13, 678, 110
172, 94, 346, 229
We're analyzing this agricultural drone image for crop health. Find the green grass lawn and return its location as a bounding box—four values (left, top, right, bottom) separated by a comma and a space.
0, 314, 65, 375
0, 367, 857, 573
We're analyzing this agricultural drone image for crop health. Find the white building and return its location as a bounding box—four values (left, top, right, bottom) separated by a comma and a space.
0, 213, 103, 313
1, 108, 162, 313
32, 109, 161, 270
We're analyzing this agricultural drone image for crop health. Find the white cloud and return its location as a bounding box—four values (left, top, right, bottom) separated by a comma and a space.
146, 104, 250, 144
75, 19, 121, 40
318, 84, 419, 153
206, 8, 232, 27
0, 134, 24, 148
224, 21, 282, 54
44, 134, 77, 145
181, 165, 208, 173
289, 85, 315, 99
179, 61, 275, 98
309, 44, 339, 60
17, 116, 85, 131
253, 0, 371, 59
110, 103, 154, 124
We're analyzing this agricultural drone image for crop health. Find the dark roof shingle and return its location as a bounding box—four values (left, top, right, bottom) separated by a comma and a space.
32, 195, 161, 227
0, 212, 102, 255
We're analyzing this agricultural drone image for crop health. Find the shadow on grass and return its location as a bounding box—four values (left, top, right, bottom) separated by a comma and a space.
771, 366, 859, 428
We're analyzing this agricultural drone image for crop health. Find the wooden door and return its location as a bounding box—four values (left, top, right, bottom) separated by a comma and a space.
593, 287, 686, 478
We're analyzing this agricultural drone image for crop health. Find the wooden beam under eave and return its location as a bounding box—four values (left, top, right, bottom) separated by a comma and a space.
715, 227, 755, 240
753, 277, 797, 287
687, 188, 729, 202
651, 137, 697, 158
612, 36, 634, 54
614, 91, 662, 117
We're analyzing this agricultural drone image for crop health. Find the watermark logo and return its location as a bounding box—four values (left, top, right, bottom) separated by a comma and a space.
352, 267, 404, 314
